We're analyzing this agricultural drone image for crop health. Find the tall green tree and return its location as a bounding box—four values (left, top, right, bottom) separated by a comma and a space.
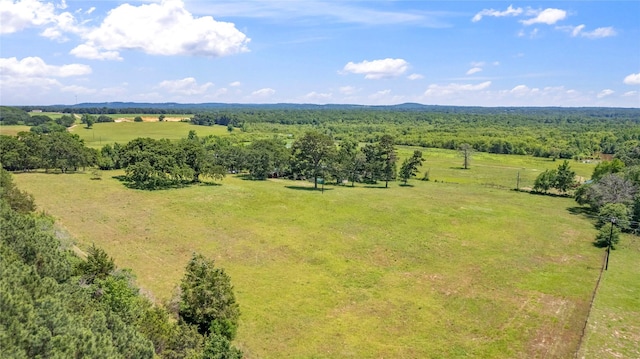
399, 150, 424, 185
554, 160, 576, 193
291, 131, 336, 189
179, 254, 240, 341
378, 135, 397, 188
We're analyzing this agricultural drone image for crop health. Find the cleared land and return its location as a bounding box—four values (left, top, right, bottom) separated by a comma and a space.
14, 147, 611, 358
69, 121, 231, 148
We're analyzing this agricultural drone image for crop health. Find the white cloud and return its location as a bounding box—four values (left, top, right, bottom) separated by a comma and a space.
0, 0, 80, 39
229, 81, 242, 87
69, 44, 123, 61
424, 81, 491, 96
0, 56, 92, 104
252, 88, 275, 97
521, 8, 567, 26
472, 5, 522, 22
0, 0, 56, 34
597, 89, 614, 98
85, 6, 95, 15
623, 73, 640, 85
72, 0, 250, 60
407, 73, 424, 80
509, 85, 536, 96
623, 91, 638, 97
0, 56, 91, 77
559, 24, 617, 39
342, 58, 409, 79
466, 67, 482, 75
157, 77, 214, 96
581, 27, 616, 39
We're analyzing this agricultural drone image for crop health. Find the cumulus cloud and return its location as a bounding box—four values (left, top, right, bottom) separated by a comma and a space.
0, 56, 91, 77
597, 89, 614, 98
623, 73, 640, 85
1, 0, 57, 34
407, 73, 424, 80
342, 58, 409, 79
424, 81, 491, 96
521, 8, 567, 26
229, 81, 242, 87
0, 56, 92, 103
472, 5, 522, 22
252, 88, 275, 97
0, 0, 80, 39
71, 0, 250, 60
157, 77, 214, 95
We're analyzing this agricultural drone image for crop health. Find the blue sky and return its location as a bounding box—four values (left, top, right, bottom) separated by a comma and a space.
1, 0, 639, 107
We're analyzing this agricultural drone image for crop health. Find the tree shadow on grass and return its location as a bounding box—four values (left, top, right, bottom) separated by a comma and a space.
285, 185, 333, 192
195, 181, 222, 187
567, 206, 595, 217
112, 175, 191, 190
399, 183, 414, 187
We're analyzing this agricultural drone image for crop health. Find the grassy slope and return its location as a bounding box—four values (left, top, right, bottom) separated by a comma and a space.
14, 149, 605, 358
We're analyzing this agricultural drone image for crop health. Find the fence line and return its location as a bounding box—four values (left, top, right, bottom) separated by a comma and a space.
574, 249, 608, 358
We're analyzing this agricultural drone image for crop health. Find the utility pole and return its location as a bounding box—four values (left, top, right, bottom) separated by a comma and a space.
605, 217, 616, 270
516, 171, 520, 190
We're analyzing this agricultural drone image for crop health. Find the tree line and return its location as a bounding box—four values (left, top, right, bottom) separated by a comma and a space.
0, 168, 243, 358
3, 105, 639, 160
94, 130, 425, 190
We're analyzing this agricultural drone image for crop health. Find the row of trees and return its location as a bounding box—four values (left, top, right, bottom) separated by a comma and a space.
0, 168, 242, 358
0, 132, 96, 173
96, 130, 425, 189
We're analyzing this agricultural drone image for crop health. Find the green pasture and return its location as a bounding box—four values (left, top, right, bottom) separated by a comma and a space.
396, 146, 595, 190
29, 111, 67, 119
578, 234, 640, 359
70, 121, 231, 147
14, 152, 608, 358
0, 125, 31, 136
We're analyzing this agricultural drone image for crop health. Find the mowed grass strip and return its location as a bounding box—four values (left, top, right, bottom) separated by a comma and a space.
14, 154, 603, 358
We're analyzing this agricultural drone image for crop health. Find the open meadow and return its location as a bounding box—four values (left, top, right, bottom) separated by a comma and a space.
69, 121, 231, 148
13, 144, 624, 358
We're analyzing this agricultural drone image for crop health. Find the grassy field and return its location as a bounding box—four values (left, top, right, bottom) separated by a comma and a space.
0, 125, 31, 136
14, 148, 610, 358
70, 121, 232, 148
577, 234, 640, 359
